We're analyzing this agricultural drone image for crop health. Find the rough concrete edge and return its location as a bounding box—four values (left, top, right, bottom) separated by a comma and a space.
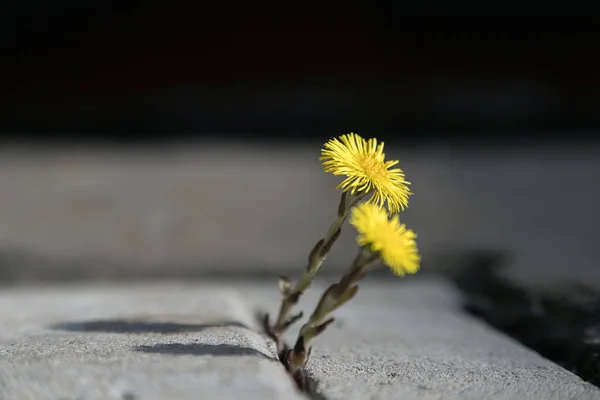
442, 249, 600, 389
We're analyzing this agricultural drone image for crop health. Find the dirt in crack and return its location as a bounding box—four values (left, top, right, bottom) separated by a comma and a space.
255, 311, 329, 400
444, 250, 600, 388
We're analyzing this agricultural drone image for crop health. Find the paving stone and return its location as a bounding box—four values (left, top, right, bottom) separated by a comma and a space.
446, 252, 600, 388
1, 279, 598, 399
0, 144, 599, 286
247, 277, 600, 400
0, 284, 304, 400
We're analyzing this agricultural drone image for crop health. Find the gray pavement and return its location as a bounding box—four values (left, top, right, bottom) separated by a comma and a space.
0, 284, 304, 400
0, 143, 599, 287
269, 278, 600, 400
0, 278, 598, 399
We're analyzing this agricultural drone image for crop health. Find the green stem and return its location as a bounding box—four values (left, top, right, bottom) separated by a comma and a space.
274, 216, 344, 333
272, 191, 368, 338
287, 249, 375, 373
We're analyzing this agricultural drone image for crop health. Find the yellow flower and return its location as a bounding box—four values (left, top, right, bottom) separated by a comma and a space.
320, 132, 411, 213
350, 203, 420, 276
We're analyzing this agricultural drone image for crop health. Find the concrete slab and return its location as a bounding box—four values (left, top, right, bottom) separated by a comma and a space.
0, 284, 304, 400
247, 277, 600, 400
0, 279, 598, 399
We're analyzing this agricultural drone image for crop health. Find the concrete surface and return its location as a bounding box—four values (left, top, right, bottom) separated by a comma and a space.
0, 143, 599, 286
1, 279, 598, 399
0, 284, 304, 400
248, 277, 600, 400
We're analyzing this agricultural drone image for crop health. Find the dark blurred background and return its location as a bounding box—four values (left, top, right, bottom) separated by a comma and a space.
3, 5, 600, 142
0, 5, 599, 288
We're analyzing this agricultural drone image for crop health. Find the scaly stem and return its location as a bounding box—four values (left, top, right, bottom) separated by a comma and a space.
274, 215, 343, 333
265, 191, 366, 352
285, 247, 379, 375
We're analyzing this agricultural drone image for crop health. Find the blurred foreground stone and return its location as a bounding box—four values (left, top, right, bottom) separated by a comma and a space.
0, 143, 598, 286
0, 278, 598, 400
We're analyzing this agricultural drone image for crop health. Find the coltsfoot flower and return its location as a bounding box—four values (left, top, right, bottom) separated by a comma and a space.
320, 132, 411, 213
270, 134, 422, 392
350, 202, 420, 275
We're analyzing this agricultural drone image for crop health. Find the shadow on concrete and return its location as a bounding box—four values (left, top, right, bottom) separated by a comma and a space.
133, 343, 275, 361
50, 320, 248, 334
443, 249, 600, 388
